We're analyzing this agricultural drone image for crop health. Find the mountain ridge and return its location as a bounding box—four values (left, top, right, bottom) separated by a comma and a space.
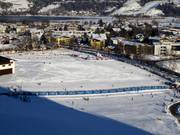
0, 0, 179, 16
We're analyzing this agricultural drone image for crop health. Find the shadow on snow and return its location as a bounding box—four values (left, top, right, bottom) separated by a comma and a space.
0, 86, 152, 135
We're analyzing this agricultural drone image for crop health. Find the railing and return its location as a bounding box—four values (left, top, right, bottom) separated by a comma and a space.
7, 86, 168, 97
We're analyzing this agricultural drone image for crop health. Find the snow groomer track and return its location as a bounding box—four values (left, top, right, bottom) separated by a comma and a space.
6, 86, 168, 97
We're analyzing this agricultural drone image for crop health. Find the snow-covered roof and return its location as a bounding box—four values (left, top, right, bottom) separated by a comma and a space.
149, 36, 161, 41
0, 44, 16, 50
121, 40, 144, 46
52, 31, 76, 37
111, 37, 125, 42
92, 34, 107, 41
112, 28, 121, 32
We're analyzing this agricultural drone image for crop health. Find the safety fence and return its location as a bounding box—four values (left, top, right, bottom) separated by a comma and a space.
6, 85, 169, 97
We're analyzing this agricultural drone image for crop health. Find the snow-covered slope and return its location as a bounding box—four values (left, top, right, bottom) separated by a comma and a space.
112, 0, 142, 16
144, 8, 164, 16
136, 1, 163, 15
112, 0, 180, 16
0, 87, 179, 135
0, 0, 30, 12
38, 4, 60, 13
0, 0, 179, 16
0, 49, 165, 91
158, 60, 180, 73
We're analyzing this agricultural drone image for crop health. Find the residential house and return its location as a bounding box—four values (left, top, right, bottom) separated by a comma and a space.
50, 32, 73, 46
0, 56, 15, 75
154, 37, 180, 56
119, 40, 154, 59
91, 34, 107, 50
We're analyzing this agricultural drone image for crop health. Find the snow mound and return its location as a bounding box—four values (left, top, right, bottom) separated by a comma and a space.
112, 0, 180, 16
112, 0, 164, 16
0, 0, 30, 12
112, 0, 142, 15
144, 8, 164, 16
38, 4, 60, 13
136, 1, 162, 15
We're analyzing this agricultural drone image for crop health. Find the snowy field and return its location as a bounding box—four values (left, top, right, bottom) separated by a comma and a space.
50, 92, 180, 135
1, 0, 30, 11
0, 48, 165, 92
0, 49, 179, 135
158, 60, 180, 74
38, 4, 60, 13
112, 0, 179, 16
0, 90, 180, 135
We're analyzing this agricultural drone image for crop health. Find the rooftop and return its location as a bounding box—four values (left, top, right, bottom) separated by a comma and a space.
0, 56, 13, 65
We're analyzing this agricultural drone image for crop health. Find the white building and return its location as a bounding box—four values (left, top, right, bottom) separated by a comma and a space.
0, 56, 15, 75
154, 40, 180, 56
154, 42, 172, 56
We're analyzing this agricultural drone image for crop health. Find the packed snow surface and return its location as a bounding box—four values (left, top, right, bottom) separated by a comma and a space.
158, 60, 180, 73
38, 4, 60, 13
0, 49, 179, 135
0, 48, 165, 91
0, 0, 30, 11
112, 0, 180, 16
144, 8, 164, 16
112, 0, 142, 15
0, 89, 180, 135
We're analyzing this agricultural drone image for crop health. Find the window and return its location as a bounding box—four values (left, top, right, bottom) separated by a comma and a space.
172, 46, 180, 51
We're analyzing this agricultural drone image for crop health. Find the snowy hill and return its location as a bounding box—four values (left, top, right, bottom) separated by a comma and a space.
0, 0, 31, 12
112, 0, 142, 16
112, 0, 180, 16
0, 0, 179, 16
